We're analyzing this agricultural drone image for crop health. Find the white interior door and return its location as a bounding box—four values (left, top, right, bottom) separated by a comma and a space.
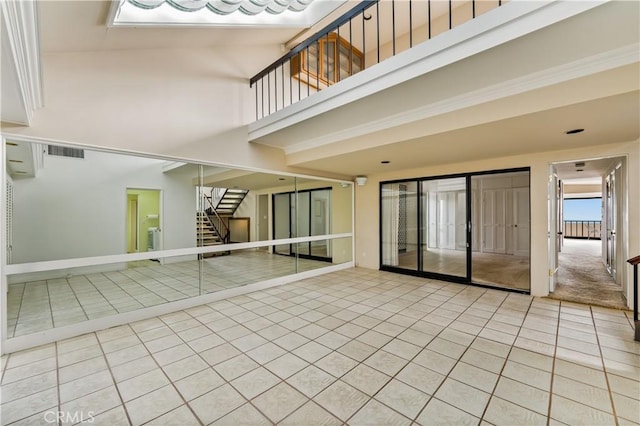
455, 191, 467, 250
482, 189, 507, 254
427, 192, 437, 248
513, 187, 530, 256
482, 190, 496, 253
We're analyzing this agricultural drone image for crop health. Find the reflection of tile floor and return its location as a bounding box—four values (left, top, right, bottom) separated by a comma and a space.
1, 268, 637, 425
7, 251, 328, 338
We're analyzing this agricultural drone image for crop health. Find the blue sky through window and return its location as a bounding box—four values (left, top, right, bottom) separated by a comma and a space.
564, 198, 602, 221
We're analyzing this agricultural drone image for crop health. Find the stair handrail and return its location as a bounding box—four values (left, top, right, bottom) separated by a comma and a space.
210, 187, 226, 208
203, 194, 230, 244
628, 254, 640, 341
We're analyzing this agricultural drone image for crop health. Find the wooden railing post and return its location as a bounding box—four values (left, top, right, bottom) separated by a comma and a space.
628, 255, 640, 341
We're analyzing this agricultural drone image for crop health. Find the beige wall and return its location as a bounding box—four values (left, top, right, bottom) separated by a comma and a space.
0, 47, 344, 180
355, 139, 639, 304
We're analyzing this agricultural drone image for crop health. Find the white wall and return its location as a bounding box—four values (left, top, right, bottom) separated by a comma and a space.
11, 147, 196, 263
355, 139, 639, 304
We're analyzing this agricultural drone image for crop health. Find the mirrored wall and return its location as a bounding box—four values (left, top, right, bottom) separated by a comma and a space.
3, 140, 353, 341
381, 169, 530, 292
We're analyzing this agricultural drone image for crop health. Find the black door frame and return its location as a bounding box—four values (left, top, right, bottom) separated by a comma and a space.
379, 167, 531, 293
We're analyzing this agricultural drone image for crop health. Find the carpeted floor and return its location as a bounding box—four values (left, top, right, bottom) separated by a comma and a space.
548, 239, 628, 309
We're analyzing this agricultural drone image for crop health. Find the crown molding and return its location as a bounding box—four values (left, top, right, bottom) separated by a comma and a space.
0, 0, 43, 126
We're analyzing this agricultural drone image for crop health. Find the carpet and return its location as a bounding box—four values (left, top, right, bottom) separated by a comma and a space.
548, 239, 628, 309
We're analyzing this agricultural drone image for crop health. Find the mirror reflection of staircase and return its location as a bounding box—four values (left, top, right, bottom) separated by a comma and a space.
197, 188, 249, 257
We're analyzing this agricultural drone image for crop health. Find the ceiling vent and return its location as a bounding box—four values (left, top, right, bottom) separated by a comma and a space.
574, 162, 586, 168
48, 145, 84, 159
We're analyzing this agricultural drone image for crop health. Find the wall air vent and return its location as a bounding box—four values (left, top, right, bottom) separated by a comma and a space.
48, 145, 84, 159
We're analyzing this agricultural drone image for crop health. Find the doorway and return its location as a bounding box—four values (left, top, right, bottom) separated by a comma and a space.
548, 157, 627, 309
126, 189, 162, 254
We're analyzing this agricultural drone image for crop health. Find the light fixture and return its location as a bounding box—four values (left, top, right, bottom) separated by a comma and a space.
381, 160, 390, 164
574, 162, 585, 167
355, 176, 368, 186
566, 128, 584, 135
340, 182, 350, 188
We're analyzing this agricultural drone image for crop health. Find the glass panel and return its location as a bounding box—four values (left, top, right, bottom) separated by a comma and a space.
420, 177, 467, 277
310, 189, 331, 258
381, 181, 418, 270
471, 172, 530, 290
295, 191, 310, 256
273, 193, 290, 255
339, 44, 351, 80
323, 40, 336, 81
308, 43, 319, 74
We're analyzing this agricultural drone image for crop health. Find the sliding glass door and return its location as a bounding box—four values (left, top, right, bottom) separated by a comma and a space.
381, 169, 530, 292
420, 177, 468, 279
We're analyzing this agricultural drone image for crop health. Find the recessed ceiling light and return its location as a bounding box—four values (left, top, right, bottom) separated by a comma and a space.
381, 160, 390, 164
576, 169, 584, 172
565, 129, 584, 135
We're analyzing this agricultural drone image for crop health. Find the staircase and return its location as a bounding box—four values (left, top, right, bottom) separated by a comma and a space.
197, 187, 249, 257
196, 212, 223, 257
213, 188, 249, 216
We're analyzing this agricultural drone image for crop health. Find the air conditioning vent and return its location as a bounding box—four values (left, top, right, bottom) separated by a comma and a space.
48, 145, 84, 159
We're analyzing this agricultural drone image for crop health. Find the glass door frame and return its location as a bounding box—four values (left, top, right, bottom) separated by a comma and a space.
379, 167, 531, 293
272, 187, 333, 263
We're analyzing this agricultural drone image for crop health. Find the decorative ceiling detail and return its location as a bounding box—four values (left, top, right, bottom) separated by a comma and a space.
127, 0, 315, 15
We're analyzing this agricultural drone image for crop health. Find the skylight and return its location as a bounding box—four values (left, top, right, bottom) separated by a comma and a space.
109, 0, 345, 27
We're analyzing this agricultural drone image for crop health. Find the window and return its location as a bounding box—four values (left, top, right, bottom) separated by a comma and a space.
291, 33, 363, 89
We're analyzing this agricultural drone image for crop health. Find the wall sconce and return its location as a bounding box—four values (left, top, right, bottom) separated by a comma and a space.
355, 176, 368, 186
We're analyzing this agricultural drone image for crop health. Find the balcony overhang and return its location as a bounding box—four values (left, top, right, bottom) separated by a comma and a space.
248, 1, 636, 159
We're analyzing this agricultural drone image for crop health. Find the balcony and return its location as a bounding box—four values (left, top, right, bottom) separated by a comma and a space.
250, 0, 505, 121
246, 1, 638, 168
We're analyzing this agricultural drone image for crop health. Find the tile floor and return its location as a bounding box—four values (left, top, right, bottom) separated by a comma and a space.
7, 251, 329, 338
1, 268, 639, 425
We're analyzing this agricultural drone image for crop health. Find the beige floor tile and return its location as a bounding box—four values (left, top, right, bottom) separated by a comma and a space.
493, 377, 549, 416
174, 368, 225, 401
60, 386, 121, 421
552, 375, 613, 413
189, 383, 246, 425
315, 331, 351, 349
287, 365, 335, 398
265, 353, 309, 379
375, 379, 430, 419
213, 354, 259, 381
501, 360, 551, 391
111, 355, 158, 383
117, 369, 170, 402
231, 367, 281, 399
59, 370, 114, 403
612, 392, 640, 423
0, 370, 57, 404
449, 362, 499, 393
608, 373, 640, 400
550, 394, 615, 425
415, 398, 479, 426
252, 382, 308, 423
280, 401, 342, 426
162, 354, 208, 382
315, 351, 358, 377
293, 341, 332, 363
435, 378, 491, 418
199, 342, 241, 366
338, 340, 377, 362
0, 387, 58, 424
349, 399, 412, 426
212, 402, 271, 426
89, 405, 130, 426
314, 380, 369, 421
342, 364, 391, 396
125, 385, 183, 425
395, 362, 445, 396
483, 396, 547, 426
